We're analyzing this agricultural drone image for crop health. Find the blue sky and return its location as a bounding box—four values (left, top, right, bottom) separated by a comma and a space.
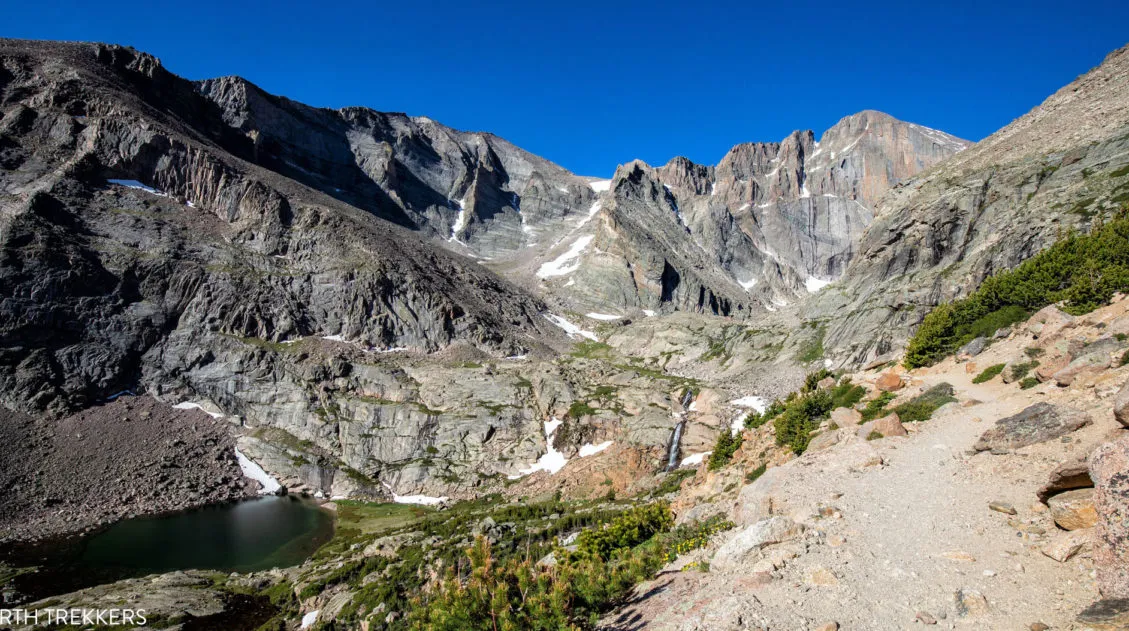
6, 0, 1128, 176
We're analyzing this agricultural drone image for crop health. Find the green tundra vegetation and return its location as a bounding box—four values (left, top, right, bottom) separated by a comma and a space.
905, 208, 1129, 368
406, 503, 731, 630
260, 495, 733, 631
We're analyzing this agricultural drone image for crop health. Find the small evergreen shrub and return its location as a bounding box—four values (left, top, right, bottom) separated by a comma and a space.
830, 380, 867, 410
708, 430, 743, 471
972, 363, 1006, 384
860, 392, 897, 422
890, 383, 957, 422
1020, 376, 1040, 389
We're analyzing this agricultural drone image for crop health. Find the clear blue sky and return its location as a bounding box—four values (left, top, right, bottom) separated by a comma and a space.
6, 0, 1128, 176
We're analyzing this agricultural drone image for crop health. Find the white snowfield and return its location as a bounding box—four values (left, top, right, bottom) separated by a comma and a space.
108, 179, 167, 197
509, 418, 569, 478
448, 197, 468, 242
805, 276, 833, 292
537, 235, 593, 278
543, 314, 598, 341
172, 401, 224, 419
300, 610, 320, 629
730, 395, 768, 413
680, 451, 711, 467
585, 312, 621, 321
380, 481, 448, 506
578, 440, 614, 457
234, 448, 282, 495
588, 179, 611, 192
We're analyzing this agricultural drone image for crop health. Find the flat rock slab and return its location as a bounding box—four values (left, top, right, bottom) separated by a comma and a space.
1076, 598, 1129, 630
973, 403, 1091, 452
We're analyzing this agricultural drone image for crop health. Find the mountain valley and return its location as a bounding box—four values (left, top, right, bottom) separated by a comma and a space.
1, 36, 1129, 631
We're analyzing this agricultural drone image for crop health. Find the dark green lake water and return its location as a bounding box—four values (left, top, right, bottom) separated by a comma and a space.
3, 496, 334, 603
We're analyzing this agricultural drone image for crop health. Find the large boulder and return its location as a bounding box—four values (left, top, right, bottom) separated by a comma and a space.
1035, 353, 1072, 383
807, 430, 842, 453
831, 407, 863, 427
1114, 378, 1129, 428
1054, 350, 1113, 386
1047, 488, 1099, 530
712, 516, 805, 571
1026, 305, 1076, 339
1037, 457, 1093, 502
857, 413, 907, 439
1090, 435, 1129, 599
958, 337, 988, 358
973, 403, 1091, 452
875, 371, 904, 392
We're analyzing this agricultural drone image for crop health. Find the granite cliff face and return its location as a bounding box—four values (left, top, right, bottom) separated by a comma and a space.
523, 111, 969, 316
809, 44, 1129, 366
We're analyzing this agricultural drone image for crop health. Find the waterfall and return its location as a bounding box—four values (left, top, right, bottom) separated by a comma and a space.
665, 418, 685, 471
665, 390, 693, 471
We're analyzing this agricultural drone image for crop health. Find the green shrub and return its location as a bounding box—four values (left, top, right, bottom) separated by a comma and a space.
972, 364, 1006, 384
802, 368, 834, 393
573, 503, 674, 562
744, 411, 768, 429
905, 209, 1129, 368
708, 430, 743, 471
1024, 347, 1045, 358
1009, 360, 1040, 381
653, 469, 696, 496
744, 463, 767, 484
773, 389, 833, 454
866, 430, 883, 441
890, 383, 957, 422
860, 392, 897, 422
830, 380, 866, 410
1020, 376, 1040, 389
1120, 350, 1129, 367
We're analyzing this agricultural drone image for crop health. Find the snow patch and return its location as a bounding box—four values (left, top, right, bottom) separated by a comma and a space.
642, 309, 657, 317
544, 314, 598, 341
805, 276, 832, 292
300, 611, 320, 629
321, 334, 348, 342
588, 179, 611, 193
578, 441, 614, 457
235, 448, 282, 495
586, 312, 621, 321
730, 396, 768, 414
172, 401, 224, 419
537, 235, 593, 278
738, 203, 751, 211
680, 452, 711, 467
510, 418, 569, 478
381, 481, 448, 506
738, 277, 758, 290
108, 179, 167, 197
448, 197, 468, 242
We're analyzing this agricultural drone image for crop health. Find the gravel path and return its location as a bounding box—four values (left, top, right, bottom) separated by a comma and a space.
603, 340, 1121, 630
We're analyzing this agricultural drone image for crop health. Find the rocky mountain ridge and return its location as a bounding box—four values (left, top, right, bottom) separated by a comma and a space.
807, 44, 1129, 367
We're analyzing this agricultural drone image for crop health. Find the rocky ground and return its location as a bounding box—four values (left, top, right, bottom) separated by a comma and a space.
0, 396, 254, 542
599, 298, 1129, 630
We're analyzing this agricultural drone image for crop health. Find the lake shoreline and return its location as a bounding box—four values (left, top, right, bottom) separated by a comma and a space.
0, 396, 258, 544
1, 496, 335, 605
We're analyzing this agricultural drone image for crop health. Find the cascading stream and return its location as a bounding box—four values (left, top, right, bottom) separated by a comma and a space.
665, 390, 695, 471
